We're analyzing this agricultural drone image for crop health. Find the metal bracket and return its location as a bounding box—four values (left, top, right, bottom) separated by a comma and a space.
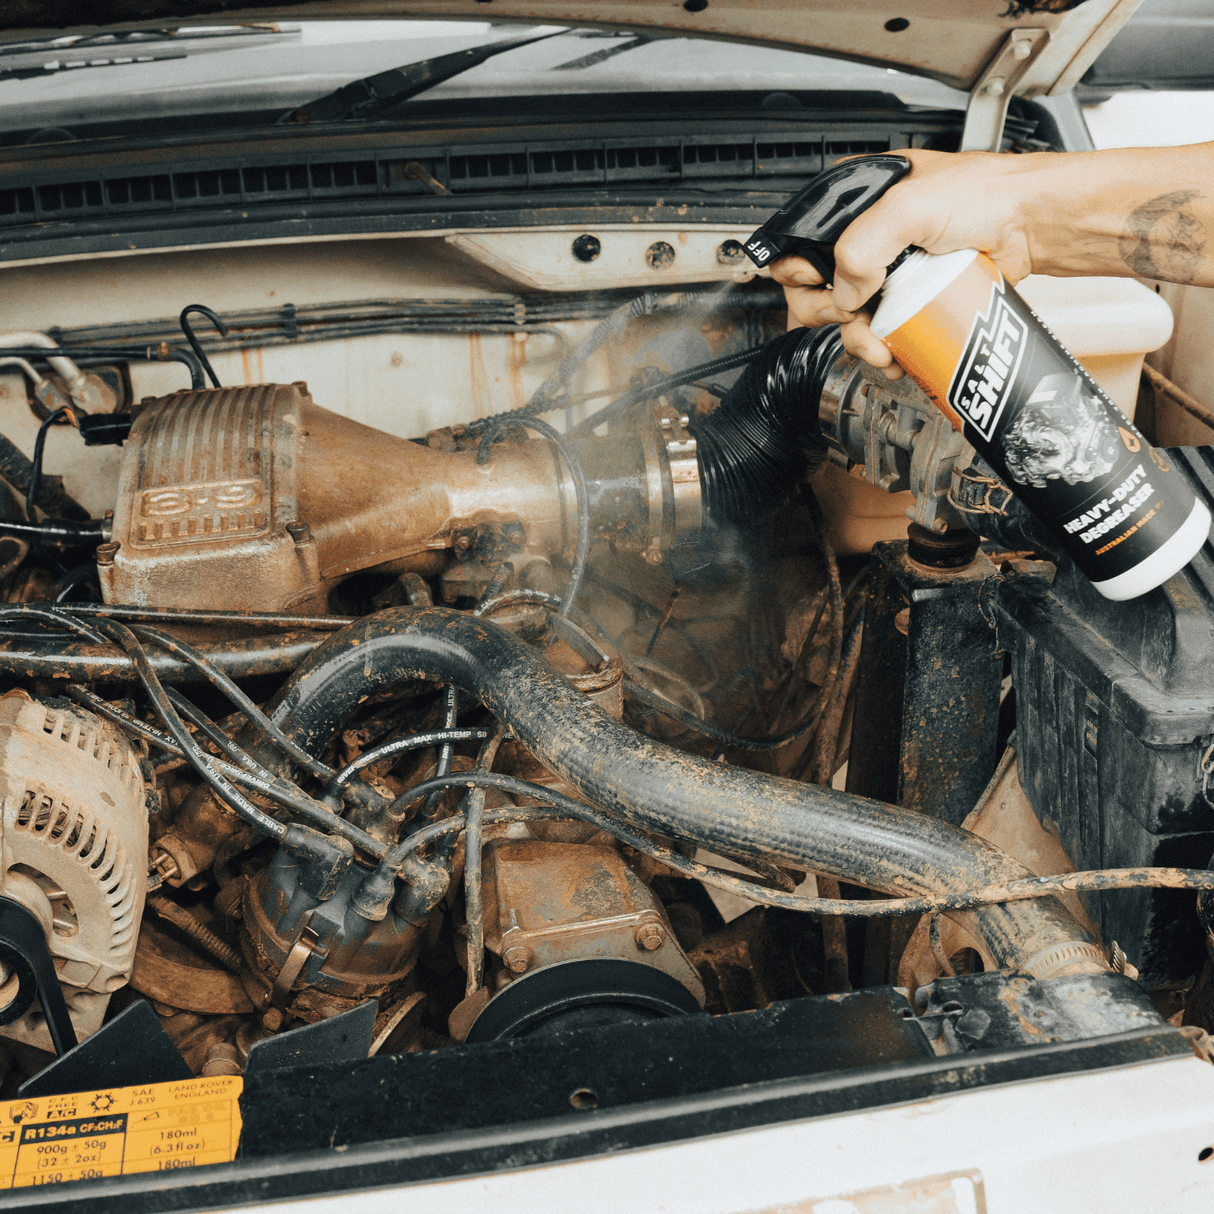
960, 28, 1049, 153
270, 924, 323, 1012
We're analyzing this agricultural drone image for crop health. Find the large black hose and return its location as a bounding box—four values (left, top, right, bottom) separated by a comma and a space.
692, 326, 842, 526
259, 606, 1105, 979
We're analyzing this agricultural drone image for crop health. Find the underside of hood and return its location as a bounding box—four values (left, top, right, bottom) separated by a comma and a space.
0, 0, 1142, 96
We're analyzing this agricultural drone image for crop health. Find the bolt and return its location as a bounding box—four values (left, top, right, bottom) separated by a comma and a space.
635, 923, 665, 951
503, 945, 532, 973
454, 534, 472, 552
286, 520, 312, 545
1012, 38, 1032, 60
986, 76, 1006, 97
201, 1043, 243, 1077
261, 1007, 285, 1032
643, 547, 663, 567
95, 541, 120, 567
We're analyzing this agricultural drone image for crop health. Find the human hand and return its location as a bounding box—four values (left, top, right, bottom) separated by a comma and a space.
770, 148, 1039, 375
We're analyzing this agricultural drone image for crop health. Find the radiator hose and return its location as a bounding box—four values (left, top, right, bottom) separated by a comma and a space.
262, 606, 1106, 980
691, 326, 841, 526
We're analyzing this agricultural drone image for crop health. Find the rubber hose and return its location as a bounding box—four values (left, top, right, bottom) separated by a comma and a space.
692, 326, 842, 526
258, 606, 1105, 979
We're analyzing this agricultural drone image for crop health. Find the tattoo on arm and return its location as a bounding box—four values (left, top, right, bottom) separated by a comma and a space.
1119, 189, 1205, 282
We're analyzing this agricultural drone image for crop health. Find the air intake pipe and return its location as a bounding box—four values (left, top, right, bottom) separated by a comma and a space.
691, 326, 840, 527
257, 606, 1107, 980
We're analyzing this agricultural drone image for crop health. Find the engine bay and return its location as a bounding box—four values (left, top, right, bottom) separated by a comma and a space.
0, 211, 1208, 1199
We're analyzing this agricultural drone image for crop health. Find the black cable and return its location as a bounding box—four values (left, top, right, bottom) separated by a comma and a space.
570, 347, 759, 436
322, 725, 492, 807
0, 603, 108, 646
26, 405, 71, 520
53, 565, 101, 603
472, 588, 564, 618
165, 687, 267, 774
476, 414, 590, 616
179, 305, 230, 389
0, 518, 109, 544
131, 622, 334, 782
87, 617, 289, 842
60, 603, 354, 630
418, 684, 459, 822
461, 728, 506, 996
67, 683, 387, 859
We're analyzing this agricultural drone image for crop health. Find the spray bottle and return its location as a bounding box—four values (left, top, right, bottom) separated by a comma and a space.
744, 155, 1211, 601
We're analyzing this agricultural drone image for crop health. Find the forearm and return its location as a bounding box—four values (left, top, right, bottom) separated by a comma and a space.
1019, 143, 1214, 284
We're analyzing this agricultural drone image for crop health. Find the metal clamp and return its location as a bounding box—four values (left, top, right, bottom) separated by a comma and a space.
637, 401, 702, 565
948, 465, 1014, 518
269, 924, 322, 1012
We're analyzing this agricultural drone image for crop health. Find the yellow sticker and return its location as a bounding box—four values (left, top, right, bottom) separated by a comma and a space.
0, 1076, 242, 1189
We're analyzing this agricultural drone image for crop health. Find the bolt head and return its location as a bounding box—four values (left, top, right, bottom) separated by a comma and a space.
503, 945, 532, 974
261, 1007, 285, 1032
635, 923, 665, 951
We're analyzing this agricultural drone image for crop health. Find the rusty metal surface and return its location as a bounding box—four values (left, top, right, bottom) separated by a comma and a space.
106, 383, 572, 613
898, 746, 1102, 994
129, 914, 254, 1017
481, 838, 704, 1005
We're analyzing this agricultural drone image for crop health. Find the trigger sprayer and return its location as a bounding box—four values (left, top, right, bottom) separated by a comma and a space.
744, 155, 1210, 601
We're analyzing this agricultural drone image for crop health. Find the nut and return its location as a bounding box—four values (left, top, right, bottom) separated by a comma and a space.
503, 945, 533, 974
635, 923, 665, 951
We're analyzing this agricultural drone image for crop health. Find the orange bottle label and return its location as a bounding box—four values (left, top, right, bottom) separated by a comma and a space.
883, 254, 1004, 432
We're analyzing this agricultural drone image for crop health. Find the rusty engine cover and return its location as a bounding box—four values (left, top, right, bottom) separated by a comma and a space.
102, 383, 570, 612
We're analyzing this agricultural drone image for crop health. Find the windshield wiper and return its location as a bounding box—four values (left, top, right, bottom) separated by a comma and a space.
280, 28, 564, 124
552, 33, 664, 72
0, 26, 295, 83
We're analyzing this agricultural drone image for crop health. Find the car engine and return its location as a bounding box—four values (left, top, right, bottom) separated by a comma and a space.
0, 254, 1207, 1114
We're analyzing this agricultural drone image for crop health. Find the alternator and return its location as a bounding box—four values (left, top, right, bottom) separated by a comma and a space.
0, 692, 147, 1051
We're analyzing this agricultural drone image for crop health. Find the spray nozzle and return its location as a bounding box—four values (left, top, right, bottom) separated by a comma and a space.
743, 154, 912, 282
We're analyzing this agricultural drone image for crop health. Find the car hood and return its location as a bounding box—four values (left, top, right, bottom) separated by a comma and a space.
0, 0, 1143, 95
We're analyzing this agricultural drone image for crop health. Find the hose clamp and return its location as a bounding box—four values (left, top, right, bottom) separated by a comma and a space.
638, 402, 701, 565
659, 405, 701, 542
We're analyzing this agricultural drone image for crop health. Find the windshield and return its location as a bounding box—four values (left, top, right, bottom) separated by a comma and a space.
0, 20, 966, 137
